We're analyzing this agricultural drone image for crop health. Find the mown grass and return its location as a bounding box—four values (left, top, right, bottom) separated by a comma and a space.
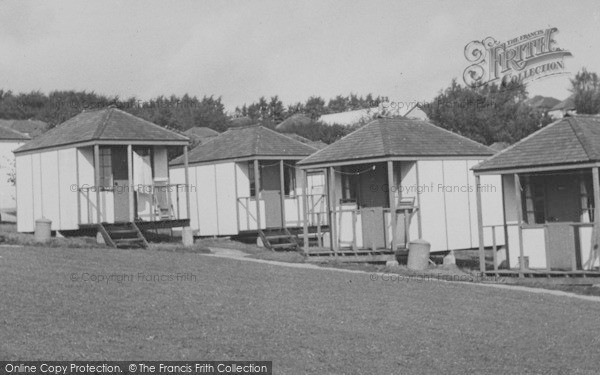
1, 245, 600, 373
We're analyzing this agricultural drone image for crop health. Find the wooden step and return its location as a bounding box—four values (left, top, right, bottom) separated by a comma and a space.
98, 221, 149, 249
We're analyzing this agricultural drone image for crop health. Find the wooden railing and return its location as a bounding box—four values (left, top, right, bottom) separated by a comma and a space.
482, 222, 598, 272
77, 183, 190, 224
307, 206, 416, 251
236, 193, 328, 230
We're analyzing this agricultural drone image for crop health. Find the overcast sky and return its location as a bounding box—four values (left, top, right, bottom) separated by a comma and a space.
1, 0, 599, 111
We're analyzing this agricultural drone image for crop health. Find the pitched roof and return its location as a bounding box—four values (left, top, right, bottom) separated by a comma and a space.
0, 119, 48, 138
489, 141, 510, 152
275, 114, 313, 132
0, 125, 30, 141
184, 127, 219, 138
524, 95, 560, 109
282, 133, 328, 150
171, 125, 317, 165
551, 95, 575, 111
14, 107, 189, 153
298, 118, 494, 166
473, 115, 600, 172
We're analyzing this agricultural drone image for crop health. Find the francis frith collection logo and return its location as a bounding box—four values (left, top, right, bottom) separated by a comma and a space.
463, 27, 572, 87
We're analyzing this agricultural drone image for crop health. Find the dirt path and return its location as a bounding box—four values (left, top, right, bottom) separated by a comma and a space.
207, 247, 600, 303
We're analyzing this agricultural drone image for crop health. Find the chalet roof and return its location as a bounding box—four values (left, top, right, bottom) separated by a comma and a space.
473, 115, 600, 173
0, 125, 30, 141
14, 108, 189, 153
0, 119, 48, 138
298, 118, 494, 166
170, 125, 317, 165
184, 127, 219, 138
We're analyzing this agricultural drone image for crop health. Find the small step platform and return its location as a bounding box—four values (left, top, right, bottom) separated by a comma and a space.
98, 222, 149, 249
258, 227, 299, 251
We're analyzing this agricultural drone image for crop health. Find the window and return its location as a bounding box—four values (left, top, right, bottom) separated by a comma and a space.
99, 148, 112, 188
341, 171, 358, 202
284, 164, 296, 196
522, 176, 545, 224
580, 174, 594, 222
248, 161, 256, 197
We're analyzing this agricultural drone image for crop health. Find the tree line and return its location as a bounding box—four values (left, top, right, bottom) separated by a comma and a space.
1, 68, 598, 146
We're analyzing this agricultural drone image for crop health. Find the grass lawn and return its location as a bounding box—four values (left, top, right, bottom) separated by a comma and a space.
2, 245, 600, 374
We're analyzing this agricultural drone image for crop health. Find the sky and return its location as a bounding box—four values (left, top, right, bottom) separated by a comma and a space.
1, 0, 599, 112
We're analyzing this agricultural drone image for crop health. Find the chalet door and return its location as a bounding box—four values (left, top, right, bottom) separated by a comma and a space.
544, 175, 579, 270
111, 146, 130, 222
261, 163, 283, 228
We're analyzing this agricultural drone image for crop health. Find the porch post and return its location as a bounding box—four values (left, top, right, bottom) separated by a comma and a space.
329, 166, 338, 252
254, 159, 261, 229
234, 163, 240, 232
415, 161, 423, 238
302, 168, 309, 253
592, 168, 600, 267
183, 145, 191, 220
127, 145, 134, 222
279, 160, 286, 228
514, 173, 526, 276
387, 160, 397, 251
93, 145, 101, 223
475, 174, 485, 273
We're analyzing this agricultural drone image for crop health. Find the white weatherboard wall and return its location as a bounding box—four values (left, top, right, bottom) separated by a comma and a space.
326, 160, 502, 252
16, 148, 79, 232
409, 160, 503, 252
171, 162, 242, 236
0, 140, 24, 212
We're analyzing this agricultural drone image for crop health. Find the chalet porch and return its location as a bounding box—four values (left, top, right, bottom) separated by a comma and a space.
475, 168, 600, 275
298, 160, 419, 261
75, 142, 192, 247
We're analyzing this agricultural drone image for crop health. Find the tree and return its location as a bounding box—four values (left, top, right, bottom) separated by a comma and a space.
304, 96, 326, 120
569, 68, 600, 114
423, 79, 550, 145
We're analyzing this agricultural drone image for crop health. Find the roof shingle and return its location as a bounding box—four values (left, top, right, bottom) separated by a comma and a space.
171, 125, 317, 165
0, 125, 30, 141
14, 108, 189, 153
473, 115, 600, 172
298, 118, 494, 166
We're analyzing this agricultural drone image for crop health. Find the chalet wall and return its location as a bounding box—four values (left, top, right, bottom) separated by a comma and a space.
16, 148, 78, 232
0, 140, 24, 211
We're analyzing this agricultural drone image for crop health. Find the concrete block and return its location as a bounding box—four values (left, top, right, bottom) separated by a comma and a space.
182, 227, 194, 247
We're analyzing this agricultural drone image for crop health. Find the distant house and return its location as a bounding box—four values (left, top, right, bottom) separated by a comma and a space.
283, 133, 328, 150
169, 126, 318, 244
489, 142, 510, 152
548, 95, 576, 119
13, 108, 191, 245
318, 104, 428, 127
275, 113, 313, 132
0, 126, 30, 217
0, 119, 48, 138
524, 95, 560, 112
183, 127, 219, 145
229, 116, 254, 128
297, 118, 503, 259
473, 115, 600, 274
318, 108, 379, 126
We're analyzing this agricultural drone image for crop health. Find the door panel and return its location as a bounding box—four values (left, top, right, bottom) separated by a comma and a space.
546, 223, 575, 270
361, 207, 385, 249
260, 163, 282, 228
111, 147, 130, 222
